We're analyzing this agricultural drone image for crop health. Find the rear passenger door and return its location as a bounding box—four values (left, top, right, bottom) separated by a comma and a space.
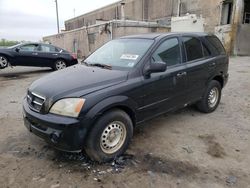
182, 36, 214, 102
36, 44, 59, 67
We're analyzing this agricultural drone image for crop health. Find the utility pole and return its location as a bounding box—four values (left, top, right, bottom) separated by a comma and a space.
55, 0, 60, 33
74, 8, 76, 18
177, 0, 181, 17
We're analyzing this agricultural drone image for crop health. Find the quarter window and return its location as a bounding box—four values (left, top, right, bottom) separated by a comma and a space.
205, 36, 226, 55
152, 38, 181, 66
183, 37, 203, 61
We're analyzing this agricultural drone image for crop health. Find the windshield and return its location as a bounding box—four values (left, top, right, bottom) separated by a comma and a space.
85, 39, 154, 69
7, 43, 21, 49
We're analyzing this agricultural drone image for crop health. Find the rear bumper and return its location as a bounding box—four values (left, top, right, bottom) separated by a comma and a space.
23, 98, 88, 152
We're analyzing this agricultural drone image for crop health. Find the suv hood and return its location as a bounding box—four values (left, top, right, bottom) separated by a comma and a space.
29, 65, 128, 101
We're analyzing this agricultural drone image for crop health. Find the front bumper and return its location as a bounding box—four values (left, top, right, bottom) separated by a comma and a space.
23, 98, 88, 152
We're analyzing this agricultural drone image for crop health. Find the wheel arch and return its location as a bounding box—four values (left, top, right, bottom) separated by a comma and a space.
0, 53, 10, 61
212, 74, 224, 88
55, 58, 67, 64
85, 96, 137, 128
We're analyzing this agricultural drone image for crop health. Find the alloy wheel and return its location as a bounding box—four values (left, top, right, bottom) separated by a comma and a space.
0, 56, 8, 68
55, 61, 66, 70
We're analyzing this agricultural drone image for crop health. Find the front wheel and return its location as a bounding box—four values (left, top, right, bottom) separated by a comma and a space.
0, 56, 8, 69
196, 80, 222, 113
53, 60, 67, 71
84, 109, 133, 162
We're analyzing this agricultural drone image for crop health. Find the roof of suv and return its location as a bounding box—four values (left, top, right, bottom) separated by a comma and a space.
120, 32, 211, 40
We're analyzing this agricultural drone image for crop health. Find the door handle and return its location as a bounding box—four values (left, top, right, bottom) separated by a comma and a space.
176, 72, 187, 77
32, 52, 38, 55
52, 54, 58, 56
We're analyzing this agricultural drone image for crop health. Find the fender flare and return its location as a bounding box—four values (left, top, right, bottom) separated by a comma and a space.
85, 95, 137, 126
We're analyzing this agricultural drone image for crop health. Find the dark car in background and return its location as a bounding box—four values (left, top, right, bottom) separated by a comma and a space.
0, 43, 78, 70
23, 33, 229, 162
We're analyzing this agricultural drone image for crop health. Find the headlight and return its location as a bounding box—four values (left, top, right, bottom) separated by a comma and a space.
50, 98, 85, 117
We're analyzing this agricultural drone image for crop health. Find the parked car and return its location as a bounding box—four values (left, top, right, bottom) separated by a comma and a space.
23, 33, 229, 162
0, 43, 78, 70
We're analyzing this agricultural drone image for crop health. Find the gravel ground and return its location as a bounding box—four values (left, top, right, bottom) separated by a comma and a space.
0, 57, 250, 188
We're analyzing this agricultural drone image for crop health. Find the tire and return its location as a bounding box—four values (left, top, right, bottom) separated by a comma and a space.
53, 60, 67, 71
0, 55, 8, 69
196, 80, 222, 113
84, 109, 133, 162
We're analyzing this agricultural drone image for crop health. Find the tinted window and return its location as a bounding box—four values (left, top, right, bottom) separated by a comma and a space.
152, 38, 181, 66
202, 43, 211, 57
20, 44, 38, 52
183, 37, 203, 61
205, 36, 226, 55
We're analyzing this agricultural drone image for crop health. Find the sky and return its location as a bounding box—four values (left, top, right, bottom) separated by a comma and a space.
0, 0, 119, 41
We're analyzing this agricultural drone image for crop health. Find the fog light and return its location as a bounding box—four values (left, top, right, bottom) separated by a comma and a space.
50, 132, 60, 144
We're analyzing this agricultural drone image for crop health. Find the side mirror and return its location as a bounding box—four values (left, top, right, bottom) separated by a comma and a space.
15, 47, 20, 52
144, 61, 167, 77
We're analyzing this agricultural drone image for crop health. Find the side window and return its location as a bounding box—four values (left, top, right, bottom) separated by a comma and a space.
20, 44, 38, 52
183, 37, 203, 61
39, 44, 57, 52
152, 38, 181, 66
202, 42, 211, 57
40, 45, 50, 52
205, 36, 226, 55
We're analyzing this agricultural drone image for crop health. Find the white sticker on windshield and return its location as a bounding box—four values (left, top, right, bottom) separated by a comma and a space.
120, 54, 139, 60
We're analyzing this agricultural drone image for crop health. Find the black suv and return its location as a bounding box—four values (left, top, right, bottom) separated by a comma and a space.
23, 33, 229, 162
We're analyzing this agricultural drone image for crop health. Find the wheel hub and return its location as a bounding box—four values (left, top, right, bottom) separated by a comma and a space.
56, 61, 66, 70
208, 87, 219, 108
0, 56, 8, 68
100, 121, 126, 154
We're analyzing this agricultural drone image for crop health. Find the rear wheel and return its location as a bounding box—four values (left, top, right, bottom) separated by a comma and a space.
0, 56, 8, 69
196, 80, 221, 113
53, 60, 67, 71
84, 109, 133, 162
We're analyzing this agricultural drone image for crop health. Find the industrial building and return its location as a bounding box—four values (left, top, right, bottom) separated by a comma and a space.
43, 0, 250, 57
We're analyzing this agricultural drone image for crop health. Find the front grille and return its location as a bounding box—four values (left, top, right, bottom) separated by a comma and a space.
27, 91, 45, 112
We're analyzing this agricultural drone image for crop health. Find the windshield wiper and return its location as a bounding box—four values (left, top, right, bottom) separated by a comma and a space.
89, 63, 112, 70
81, 61, 89, 66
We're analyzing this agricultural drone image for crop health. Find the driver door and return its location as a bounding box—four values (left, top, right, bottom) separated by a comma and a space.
138, 37, 188, 120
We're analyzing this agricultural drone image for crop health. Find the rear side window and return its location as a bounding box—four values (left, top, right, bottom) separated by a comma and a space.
183, 37, 203, 62
39, 44, 59, 53
205, 36, 226, 55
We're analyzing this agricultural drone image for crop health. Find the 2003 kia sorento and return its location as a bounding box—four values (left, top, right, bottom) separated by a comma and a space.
23, 33, 229, 162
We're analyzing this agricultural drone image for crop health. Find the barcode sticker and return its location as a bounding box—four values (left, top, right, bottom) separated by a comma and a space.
120, 54, 139, 60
